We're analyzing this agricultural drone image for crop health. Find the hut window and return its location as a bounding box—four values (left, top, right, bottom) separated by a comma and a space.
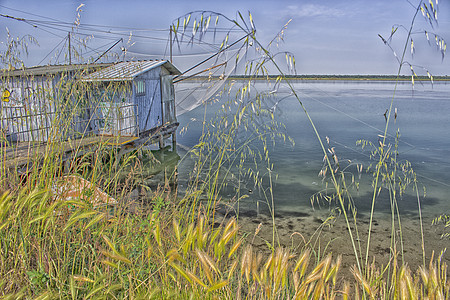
136, 80, 146, 96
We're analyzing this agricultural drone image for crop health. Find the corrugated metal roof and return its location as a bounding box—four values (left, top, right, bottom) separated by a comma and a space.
1, 63, 113, 77
82, 60, 181, 82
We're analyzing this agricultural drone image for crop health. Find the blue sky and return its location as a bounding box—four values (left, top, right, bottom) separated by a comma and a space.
0, 0, 449, 75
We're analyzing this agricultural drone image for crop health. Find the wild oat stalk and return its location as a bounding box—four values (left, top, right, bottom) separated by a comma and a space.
366, 0, 445, 273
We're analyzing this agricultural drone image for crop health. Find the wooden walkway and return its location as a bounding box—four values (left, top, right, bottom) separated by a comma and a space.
1, 122, 179, 171
1, 135, 139, 169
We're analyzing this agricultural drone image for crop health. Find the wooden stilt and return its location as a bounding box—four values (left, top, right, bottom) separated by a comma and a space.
172, 132, 176, 151
159, 135, 164, 149
113, 146, 126, 169
64, 158, 71, 173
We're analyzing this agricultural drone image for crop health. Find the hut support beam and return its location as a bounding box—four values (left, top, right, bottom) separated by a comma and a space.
172, 132, 176, 151
159, 135, 164, 149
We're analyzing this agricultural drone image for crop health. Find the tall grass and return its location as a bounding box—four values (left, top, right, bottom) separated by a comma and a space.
172, 0, 448, 296
0, 184, 448, 298
0, 1, 448, 298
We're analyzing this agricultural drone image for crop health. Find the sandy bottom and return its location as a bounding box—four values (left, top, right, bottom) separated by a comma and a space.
214, 204, 449, 281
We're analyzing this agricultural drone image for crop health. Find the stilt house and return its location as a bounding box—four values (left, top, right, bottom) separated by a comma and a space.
0, 63, 111, 142
82, 60, 181, 145
1, 60, 181, 147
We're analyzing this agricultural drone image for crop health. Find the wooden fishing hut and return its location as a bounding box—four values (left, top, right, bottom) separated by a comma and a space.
82, 60, 181, 148
0, 63, 112, 143
1, 60, 181, 170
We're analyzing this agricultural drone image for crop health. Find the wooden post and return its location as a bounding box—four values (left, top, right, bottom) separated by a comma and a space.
113, 146, 127, 169
172, 132, 176, 151
68, 32, 71, 65
64, 158, 71, 173
169, 26, 173, 63
159, 135, 164, 149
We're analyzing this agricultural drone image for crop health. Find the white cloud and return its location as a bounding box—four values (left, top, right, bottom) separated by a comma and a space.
285, 4, 346, 18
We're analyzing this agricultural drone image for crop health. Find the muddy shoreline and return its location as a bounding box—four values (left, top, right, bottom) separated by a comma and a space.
214, 204, 449, 281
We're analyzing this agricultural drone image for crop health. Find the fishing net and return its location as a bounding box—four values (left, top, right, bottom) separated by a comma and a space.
174, 46, 247, 116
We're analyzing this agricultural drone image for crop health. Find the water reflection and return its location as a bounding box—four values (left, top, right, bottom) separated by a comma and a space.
176, 81, 450, 219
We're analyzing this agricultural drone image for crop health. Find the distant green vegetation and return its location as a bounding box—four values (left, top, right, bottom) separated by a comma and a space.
191, 74, 450, 81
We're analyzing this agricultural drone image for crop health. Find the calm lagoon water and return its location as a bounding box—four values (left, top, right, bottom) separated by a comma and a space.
176, 80, 450, 220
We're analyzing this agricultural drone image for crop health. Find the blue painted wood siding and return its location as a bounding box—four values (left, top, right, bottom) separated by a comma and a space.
134, 68, 162, 132
160, 67, 176, 125
1, 74, 61, 141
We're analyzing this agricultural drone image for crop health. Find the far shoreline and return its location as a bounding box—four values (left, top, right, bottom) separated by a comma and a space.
183, 74, 450, 82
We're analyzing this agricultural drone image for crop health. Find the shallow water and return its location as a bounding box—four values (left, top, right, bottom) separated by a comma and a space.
176, 80, 450, 221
